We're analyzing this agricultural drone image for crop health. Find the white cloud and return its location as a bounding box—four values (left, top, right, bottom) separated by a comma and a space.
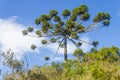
0, 17, 42, 59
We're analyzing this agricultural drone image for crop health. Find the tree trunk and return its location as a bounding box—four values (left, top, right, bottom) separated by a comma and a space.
64, 37, 67, 61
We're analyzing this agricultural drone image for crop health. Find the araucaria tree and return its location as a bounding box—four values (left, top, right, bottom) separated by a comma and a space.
22, 5, 110, 61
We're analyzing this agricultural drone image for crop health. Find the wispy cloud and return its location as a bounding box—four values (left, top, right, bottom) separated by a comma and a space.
0, 17, 42, 59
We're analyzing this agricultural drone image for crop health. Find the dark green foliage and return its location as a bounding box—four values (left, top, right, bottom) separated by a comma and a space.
45, 56, 50, 61
70, 14, 77, 21
73, 5, 88, 15
62, 9, 71, 17
42, 21, 52, 33
35, 18, 41, 25
27, 27, 34, 32
93, 12, 111, 26
70, 31, 78, 39
92, 41, 99, 47
49, 10, 58, 17
77, 42, 82, 47
22, 30, 28, 35
35, 30, 42, 37
72, 8, 80, 15
58, 21, 64, 26
66, 20, 76, 29
78, 5, 88, 14
31, 44, 36, 50
41, 40, 47, 44
76, 24, 85, 33
80, 13, 90, 21
54, 16, 61, 22
54, 24, 61, 29
50, 38, 56, 43
40, 14, 51, 21
103, 20, 110, 26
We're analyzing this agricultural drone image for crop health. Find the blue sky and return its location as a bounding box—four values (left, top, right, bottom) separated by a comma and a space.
0, 0, 120, 76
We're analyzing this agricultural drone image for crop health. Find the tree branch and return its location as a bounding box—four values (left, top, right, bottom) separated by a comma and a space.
27, 34, 40, 38
27, 34, 56, 38
85, 26, 104, 32
24, 55, 29, 71
76, 18, 82, 25
75, 38, 92, 45
52, 38, 64, 58
77, 23, 104, 33
69, 38, 79, 49
49, 21, 55, 27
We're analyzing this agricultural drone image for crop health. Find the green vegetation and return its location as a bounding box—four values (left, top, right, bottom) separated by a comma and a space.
2, 46, 120, 80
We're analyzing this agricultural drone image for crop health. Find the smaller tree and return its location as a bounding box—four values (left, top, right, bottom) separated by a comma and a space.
73, 49, 84, 61
0, 49, 29, 72
0, 49, 30, 80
